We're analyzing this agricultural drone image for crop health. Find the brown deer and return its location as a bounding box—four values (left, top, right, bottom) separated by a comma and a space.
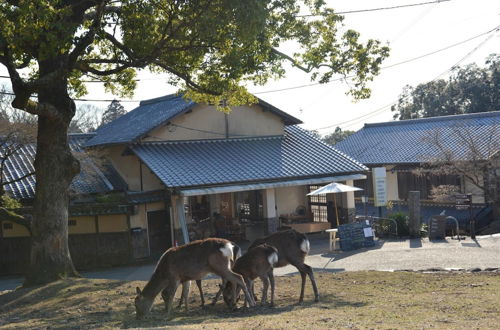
172, 243, 242, 310
249, 229, 319, 303
222, 243, 278, 309
134, 238, 255, 320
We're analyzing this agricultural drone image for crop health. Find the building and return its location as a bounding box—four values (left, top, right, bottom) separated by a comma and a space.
335, 111, 500, 227
1, 94, 368, 274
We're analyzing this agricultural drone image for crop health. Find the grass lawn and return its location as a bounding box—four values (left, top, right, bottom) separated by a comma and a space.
0, 271, 499, 329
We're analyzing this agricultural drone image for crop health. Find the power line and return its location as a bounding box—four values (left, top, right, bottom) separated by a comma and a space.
252, 25, 500, 95
0, 24, 497, 103
0, 90, 140, 103
1, 23, 496, 97
298, 0, 451, 17
316, 25, 500, 132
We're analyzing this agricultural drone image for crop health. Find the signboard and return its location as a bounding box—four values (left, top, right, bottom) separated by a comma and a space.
455, 193, 471, 210
372, 167, 387, 207
338, 221, 375, 251
429, 215, 447, 240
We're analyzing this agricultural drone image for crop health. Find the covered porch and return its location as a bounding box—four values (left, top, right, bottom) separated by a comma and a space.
170, 174, 366, 244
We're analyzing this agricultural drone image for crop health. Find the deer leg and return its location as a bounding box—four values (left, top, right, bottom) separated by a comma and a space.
195, 280, 205, 307
259, 275, 269, 305
294, 263, 319, 303
303, 263, 319, 302
244, 278, 253, 308
250, 281, 256, 302
224, 271, 255, 307
268, 270, 275, 307
163, 280, 180, 320
183, 281, 191, 312
175, 281, 190, 310
212, 279, 226, 306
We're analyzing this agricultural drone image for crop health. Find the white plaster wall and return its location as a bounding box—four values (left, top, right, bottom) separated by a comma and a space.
129, 202, 166, 229
104, 145, 141, 191
101, 146, 164, 192
143, 103, 285, 142
275, 185, 308, 216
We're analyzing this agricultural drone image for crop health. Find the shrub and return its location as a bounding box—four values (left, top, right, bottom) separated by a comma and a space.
389, 212, 410, 237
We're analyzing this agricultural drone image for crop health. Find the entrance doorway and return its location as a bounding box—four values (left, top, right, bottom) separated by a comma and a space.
147, 210, 171, 258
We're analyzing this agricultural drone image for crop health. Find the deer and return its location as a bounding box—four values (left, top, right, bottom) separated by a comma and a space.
134, 238, 255, 320
249, 229, 319, 303
222, 243, 278, 309
172, 243, 242, 310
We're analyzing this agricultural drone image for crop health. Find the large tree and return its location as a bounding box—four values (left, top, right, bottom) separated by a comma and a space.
392, 54, 500, 120
100, 99, 125, 127
323, 126, 355, 145
0, 0, 389, 285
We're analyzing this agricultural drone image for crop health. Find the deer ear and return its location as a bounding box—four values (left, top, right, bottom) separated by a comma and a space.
136, 287, 141, 295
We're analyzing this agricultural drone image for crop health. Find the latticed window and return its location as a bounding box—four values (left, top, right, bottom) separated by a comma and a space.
308, 185, 328, 222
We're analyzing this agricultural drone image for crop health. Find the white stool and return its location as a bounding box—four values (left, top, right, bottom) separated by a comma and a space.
325, 228, 339, 251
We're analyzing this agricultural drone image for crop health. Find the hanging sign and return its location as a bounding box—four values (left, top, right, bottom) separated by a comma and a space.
372, 167, 387, 207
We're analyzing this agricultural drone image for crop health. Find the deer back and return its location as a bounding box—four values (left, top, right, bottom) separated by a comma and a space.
233, 243, 278, 280
249, 229, 309, 268
155, 238, 235, 281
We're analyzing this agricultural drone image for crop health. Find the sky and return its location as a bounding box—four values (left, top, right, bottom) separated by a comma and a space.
1, 0, 499, 135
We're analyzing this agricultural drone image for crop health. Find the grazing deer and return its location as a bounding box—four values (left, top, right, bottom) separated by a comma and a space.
173, 243, 242, 310
134, 238, 255, 320
222, 243, 278, 309
249, 229, 319, 303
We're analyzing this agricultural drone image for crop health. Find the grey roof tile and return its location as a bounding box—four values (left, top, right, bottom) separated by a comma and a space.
2, 134, 123, 200
335, 111, 500, 165
131, 125, 367, 188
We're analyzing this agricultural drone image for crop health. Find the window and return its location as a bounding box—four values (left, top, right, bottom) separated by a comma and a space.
308, 185, 328, 222
2, 222, 13, 230
68, 219, 77, 226
234, 190, 263, 222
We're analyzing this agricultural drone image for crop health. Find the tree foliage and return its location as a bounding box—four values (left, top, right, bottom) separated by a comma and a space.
322, 126, 355, 145
392, 54, 500, 120
100, 99, 125, 127
0, 0, 389, 285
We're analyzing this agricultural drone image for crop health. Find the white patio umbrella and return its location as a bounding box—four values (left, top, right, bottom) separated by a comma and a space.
307, 182, 363, 227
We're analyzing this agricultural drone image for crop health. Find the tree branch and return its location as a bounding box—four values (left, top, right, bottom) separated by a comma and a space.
271, 48, 311, 73
68, 1, 108, 66
0, 208, 31, 233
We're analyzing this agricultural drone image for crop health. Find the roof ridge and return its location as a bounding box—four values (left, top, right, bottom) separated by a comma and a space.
286, 125, 368, 170
139, 93, 183, 106
365, 110, 500, 128
134, 135, 284, 145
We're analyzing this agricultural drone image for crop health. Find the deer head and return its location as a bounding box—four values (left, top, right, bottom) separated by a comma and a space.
134, 287, 153, 320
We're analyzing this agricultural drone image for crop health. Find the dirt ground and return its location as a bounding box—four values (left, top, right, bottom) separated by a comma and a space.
0, 271, 499, 329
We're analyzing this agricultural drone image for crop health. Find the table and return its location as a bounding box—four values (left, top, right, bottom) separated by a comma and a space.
325, 228, 339, 251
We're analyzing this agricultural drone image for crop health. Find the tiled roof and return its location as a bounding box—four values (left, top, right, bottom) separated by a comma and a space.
2, 134, 123, 200
335, 111, 500, 165
130, 125, 367, 188
86, 94, 196, 147
85, 94, 303, 147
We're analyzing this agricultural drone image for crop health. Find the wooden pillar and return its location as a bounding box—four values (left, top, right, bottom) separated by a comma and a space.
263, 188, 278, 234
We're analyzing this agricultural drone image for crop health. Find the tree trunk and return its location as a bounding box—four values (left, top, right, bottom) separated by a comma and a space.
23, 72, 80, 286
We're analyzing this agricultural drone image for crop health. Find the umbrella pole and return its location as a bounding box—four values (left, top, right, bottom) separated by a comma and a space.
334, 194, 340, 227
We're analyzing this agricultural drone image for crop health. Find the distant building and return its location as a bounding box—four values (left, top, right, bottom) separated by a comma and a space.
335, 111, 500, 226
